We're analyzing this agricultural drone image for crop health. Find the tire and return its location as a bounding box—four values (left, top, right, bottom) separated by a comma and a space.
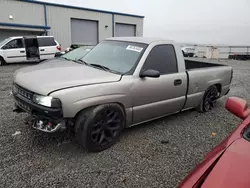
196, 85, 219, 112
75, 104, 125, 152
0, 57, 5, 66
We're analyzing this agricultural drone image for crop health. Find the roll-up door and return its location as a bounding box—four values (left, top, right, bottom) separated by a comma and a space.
71, 18, 98, 45
115, 23, 136, 37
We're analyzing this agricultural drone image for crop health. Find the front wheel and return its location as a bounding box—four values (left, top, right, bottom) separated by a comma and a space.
75, 104, 125, 152
196, 85, 219, 112
0, 57, 6, 66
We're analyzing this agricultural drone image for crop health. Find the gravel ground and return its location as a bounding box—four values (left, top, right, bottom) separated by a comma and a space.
0, 60, 249, 188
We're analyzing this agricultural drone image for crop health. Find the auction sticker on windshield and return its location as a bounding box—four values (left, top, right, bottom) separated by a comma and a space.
126, 45, 143, 53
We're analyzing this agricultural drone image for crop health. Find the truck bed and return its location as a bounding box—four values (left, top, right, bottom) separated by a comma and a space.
185, 59, 225, 70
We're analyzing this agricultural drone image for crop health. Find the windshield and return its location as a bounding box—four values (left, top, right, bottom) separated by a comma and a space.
81, 41, 147, 74
62, 46, 94, 60
0, 38, 10, 47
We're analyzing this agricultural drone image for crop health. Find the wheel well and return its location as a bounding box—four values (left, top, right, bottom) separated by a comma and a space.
74, 102, 126, 120
214, 84, 222, 94
0, 56, 6, 62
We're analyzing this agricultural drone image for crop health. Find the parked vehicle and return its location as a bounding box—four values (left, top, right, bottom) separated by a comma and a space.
229, 53, 250, 61
55, 45, 94, 58
182, 46, 195, 57
0, 36, 61, 65
12, 37, 233, 152
180, 97, 250, 188
62, 44, 94, 54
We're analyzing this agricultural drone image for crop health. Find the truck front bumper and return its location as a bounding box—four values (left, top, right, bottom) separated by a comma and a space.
13, 89, 66, 133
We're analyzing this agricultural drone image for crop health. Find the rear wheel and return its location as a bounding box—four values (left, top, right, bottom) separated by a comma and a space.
0, 57, 5, 66
196, 85, 219, 112
75, 104, 125, 152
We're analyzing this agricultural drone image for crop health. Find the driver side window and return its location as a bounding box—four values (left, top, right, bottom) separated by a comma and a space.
142, 44, 178, 75
3, 39, 24, 49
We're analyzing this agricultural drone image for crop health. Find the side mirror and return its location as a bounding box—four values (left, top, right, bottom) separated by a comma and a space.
225, 97, 250, 119
140, 69, 160, 78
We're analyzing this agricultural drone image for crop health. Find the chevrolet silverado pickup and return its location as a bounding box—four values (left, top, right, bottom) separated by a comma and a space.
12, 37, 233, 152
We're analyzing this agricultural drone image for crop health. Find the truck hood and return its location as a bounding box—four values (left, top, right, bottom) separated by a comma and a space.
14, 59, 121, 95
201, 138, 250, 188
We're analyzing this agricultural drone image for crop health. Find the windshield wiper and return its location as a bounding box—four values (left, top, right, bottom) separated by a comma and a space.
89, 63, 111, 71
72, 61, 120, 74
61, 56, 70, 61
71, 58, 88, 65
76, 59, 88, 65
89, 63, 121, 74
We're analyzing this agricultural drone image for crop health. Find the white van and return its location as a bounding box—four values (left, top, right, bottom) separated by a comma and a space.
0, 36, 61, 65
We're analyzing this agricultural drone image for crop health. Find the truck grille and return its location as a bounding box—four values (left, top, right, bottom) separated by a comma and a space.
13, 84, 33, 100
15, 98, 32, 112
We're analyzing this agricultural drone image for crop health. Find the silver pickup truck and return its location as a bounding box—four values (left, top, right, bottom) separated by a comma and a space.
12, 37, 233, 152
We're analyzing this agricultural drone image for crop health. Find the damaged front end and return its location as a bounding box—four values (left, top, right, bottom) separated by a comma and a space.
32, 117, 66, 133
12, 83, 67, 133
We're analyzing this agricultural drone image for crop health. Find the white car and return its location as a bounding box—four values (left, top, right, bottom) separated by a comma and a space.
0, 36, 61, 65
181, 46, 195, 57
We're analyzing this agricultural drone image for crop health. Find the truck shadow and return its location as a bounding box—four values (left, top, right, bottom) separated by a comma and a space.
126, 99, 225, 133
28, 126, 85, 154
124, 109, 195, 133
27, 109, 197, 154
28, 101, 224, 155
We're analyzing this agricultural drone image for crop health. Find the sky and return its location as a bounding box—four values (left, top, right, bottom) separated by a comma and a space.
41, 0, 250, 45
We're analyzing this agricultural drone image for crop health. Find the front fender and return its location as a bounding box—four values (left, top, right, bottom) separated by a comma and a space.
49, 79, 133, 125
71, 94, 132, 126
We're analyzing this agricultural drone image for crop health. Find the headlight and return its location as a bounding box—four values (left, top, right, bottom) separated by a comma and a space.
33, 94, 61, 108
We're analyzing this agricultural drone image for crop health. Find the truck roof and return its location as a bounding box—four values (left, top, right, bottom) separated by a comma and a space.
106, 37, 174, 44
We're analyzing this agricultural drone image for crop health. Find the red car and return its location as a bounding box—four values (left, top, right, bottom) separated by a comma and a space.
180, 97, 250, 188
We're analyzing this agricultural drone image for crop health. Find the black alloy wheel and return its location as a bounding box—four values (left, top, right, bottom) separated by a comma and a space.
90, 108, 122, 146
0, 57, 5, 66
75, 104, 125, 152
203, 86, 219, 112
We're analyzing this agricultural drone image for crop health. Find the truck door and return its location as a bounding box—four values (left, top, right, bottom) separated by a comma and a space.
1, 38, 26, 63
132, 44, 187, 124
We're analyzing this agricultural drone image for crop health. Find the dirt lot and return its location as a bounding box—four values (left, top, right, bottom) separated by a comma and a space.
0, 60, 249, 188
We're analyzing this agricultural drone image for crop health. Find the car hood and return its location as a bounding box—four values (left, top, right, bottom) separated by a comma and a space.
14, 59, 121, 95
201, 138, 250, 188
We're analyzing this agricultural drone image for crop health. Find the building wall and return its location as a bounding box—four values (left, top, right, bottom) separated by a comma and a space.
205, 47, 220, 59
114, 15, 143, 37
219, 48, 230, 59
46, 5, 113, 49
218, 47, 249, 59
0, 0, 144, 49
190, 45, 250, 59
46, 7, 144, 48
0, 0, 45, 26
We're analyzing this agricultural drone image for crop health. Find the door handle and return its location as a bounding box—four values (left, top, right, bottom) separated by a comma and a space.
40, 49, 45, 51
20, 51, 25, 53
174, 79, 182, 86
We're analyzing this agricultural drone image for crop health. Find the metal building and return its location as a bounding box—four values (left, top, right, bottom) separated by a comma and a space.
0, 0, 144, 49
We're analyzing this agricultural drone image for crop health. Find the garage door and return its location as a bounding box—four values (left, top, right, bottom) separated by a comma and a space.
0, 29, 43, 42
71, 19, 98, 45
115, 23, 136, 37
